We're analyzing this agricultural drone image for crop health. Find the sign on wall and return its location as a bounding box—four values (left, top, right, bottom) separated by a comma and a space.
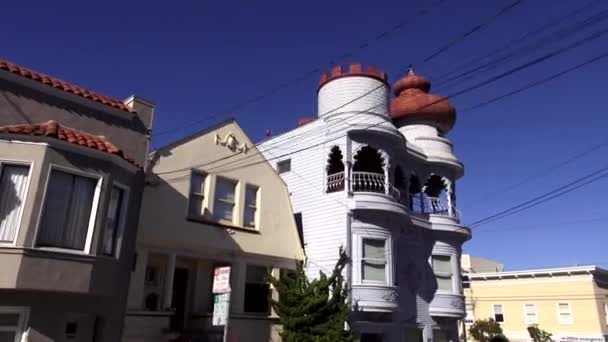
212, 266, 231, 294
213, 293, 230, 326
212, 266, 231, 327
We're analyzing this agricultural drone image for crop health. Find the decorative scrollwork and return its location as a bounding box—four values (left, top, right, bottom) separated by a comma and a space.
382, 289, 398, 302
214, 132, 248, 154
450, 297, 464, 308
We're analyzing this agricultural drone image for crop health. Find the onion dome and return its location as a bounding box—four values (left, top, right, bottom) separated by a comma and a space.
390, 67, 456, 133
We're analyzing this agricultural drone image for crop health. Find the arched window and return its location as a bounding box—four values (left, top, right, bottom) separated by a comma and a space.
423, 175, 449, 214
326, 146, 345, 192
408, 174, 422, 212
352, 146, 385, 193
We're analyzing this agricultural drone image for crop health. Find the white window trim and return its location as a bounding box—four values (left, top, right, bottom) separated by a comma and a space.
243, 184, 259, 228
431, 253, 455, 294
604, 302, 608, 325
102, 181, 129, 258
0, 306, 29, 342
33, 164, 103, 255
357, 235, 392, 286
213, 176, 237, 223
187, 169, 207, 218
0, 159, 34, 247
557, 302, 573, 325
523, 303, 538, 324
493, 303, 505, 323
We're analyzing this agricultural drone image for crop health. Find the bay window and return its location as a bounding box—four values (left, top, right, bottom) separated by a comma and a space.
243, 185, 258, 228
102, 185, 126, 257
432, 255, 453, 292
362, 238, 387, 283
37, 169, 99, 252
0, 163, 30, 243
214, 177, 236, 222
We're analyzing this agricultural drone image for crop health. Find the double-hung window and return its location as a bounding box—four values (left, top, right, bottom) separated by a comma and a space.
432, 255, 453, 292
493, 304, 504, 323
102, 185, 126, 257
0, 163, 30, 244
243, 185, 258, 228
189, 171, 206, 218
214, 177, 236, 223
524, 304, 537, 324
558, 303, 573, 324
361, 238, 387, 283
244, 265, 270, 314
0, 306, 28, 342
37, 169, 99, 252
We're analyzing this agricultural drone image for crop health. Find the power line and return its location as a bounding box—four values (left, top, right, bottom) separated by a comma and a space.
432, 0, 603, 83
151, 0, 449, 138
469, 166, 608, 228
473, 217, 608, 234
153, 4, 608, 171
172, 31, 608, 178
434, 7, 608, 90
423, 0, 525, 63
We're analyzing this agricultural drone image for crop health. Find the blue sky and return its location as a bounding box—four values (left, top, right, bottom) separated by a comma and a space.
3, 0, 607, 270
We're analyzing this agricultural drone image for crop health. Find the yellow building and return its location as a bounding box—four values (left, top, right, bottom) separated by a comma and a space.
462, 265, 608, 342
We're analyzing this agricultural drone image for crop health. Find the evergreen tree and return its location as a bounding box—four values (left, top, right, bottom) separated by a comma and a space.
270, 247, 355, 342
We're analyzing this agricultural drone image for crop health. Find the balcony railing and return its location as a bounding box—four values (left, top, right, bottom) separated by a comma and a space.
350, 171, 400, 201
327, 172, 345, 193
410, 193, 459, 219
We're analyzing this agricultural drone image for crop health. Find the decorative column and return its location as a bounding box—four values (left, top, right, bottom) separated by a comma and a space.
163, 253, 176, 310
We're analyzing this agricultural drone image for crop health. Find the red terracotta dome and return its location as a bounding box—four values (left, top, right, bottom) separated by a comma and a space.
390, 67, 456, 133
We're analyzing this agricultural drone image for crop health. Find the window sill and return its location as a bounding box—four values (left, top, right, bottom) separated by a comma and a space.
186, 215, 261, 234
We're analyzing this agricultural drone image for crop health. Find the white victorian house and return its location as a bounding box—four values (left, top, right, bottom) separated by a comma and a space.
259, 64, 471, 342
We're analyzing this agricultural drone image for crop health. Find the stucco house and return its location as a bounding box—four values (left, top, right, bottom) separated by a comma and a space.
462, 263, 608, 342
122, 119, 305, 342
258, 64, 472, 341
0, 59, 154, 341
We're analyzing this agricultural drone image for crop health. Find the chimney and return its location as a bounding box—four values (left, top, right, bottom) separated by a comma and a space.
123, 95, 156, 132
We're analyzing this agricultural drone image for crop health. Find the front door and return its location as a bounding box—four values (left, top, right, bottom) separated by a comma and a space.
170, 267, 189, 331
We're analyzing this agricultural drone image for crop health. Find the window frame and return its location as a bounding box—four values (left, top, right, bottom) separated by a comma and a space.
243, 264, 271, 314
0, 306, 29, 342
0, 160, 34, 247
276, 159, 291, 174
431, 254, 454, 294
101, 182, 129, 258
523, 303, 538, 324
493, 304, 505, 323
360, 238, 389, 285
557, 302, 573, 325
188, 170, 207, 219
243, 184, 259, 228
213, 176, 237, 224
34, 164, 103, 255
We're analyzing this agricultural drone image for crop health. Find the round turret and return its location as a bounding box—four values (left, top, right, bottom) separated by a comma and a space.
390, 67, 456, 134
317, 63, 390, 119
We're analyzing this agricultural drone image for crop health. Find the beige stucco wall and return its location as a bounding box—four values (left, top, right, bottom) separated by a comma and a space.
466, 274, 606, 340
138, 120, 304, 263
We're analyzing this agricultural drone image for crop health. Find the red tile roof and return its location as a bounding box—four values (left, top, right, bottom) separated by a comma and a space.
0, 59, 133, 113
0, 120, 138, 166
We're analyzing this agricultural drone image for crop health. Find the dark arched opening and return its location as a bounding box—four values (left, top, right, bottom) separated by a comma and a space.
326, 146, 345, 192
352, 146, 385, 193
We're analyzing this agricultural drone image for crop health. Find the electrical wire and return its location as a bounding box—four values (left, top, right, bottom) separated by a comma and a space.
152, 0, 449, 138
160, 31, 608, 180
469, 166, 608, 228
